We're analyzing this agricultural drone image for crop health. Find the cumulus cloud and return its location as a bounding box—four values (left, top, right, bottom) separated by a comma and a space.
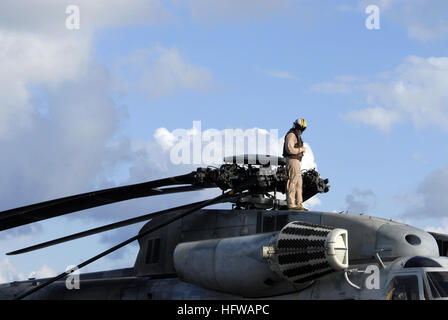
314, 56, 448, 132
0, 0, 178, 261
154, 127, 178, 151
0, 0, 177, 210
344, 107, 401, 133
115, 46, 213, 98
0, 258, 26, 284
0, 0, 175, 134
300, 143, 318, 171
0, 258, 57, 284
27, 265, 56, 280
150, 123, 318, 169
0, 1, 204, 221
399, 166, 448, 219
0, 65, 121, 209
345, 188, 377, 213
0, 31, 91, 139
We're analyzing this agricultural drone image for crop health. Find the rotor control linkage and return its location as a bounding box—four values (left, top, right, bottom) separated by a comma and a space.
194, 164, 329, 199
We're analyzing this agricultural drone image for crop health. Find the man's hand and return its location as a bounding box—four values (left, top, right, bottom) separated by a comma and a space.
300, 146, 306, 153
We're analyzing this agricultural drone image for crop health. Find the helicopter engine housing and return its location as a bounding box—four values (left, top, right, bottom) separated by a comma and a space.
173, 221, 349, 297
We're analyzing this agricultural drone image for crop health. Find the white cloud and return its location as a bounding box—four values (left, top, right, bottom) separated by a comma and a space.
300, 142, 318, 171
150, 124, 318, 170
400, 166, 448, 219
0, 258, 26, 284
0, 31, 91, 139
0, 1, 189, 205
0, 66, 122, 208
154, 127, 178, 151
115, 46, 213, 98
27, 265, 56, 280
141, 47, 213, 97
0, 0, 175, 138
367, 56, 448, 131
344, 106, 401, 133
345, 188, 377, 214
314, 56, 448, 132
0, 1, 176, 231
0, 258, 56, 284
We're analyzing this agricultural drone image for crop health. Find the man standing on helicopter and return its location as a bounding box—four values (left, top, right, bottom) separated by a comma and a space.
282, 118, 308, 211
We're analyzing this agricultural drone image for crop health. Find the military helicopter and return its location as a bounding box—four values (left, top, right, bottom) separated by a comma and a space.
0, 154, 447, 300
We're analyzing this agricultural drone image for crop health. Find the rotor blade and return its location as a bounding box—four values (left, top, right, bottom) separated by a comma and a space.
7, 191, 248, 256
14, 190, 234, 300
0, 173, 207, 232
6, 199, 209, 255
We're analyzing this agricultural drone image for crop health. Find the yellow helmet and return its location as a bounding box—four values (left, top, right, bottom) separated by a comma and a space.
293, 118, 306, 131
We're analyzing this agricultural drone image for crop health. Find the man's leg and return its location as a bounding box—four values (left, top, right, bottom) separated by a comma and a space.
295, 160, 303, 207
286, 158, 300, 208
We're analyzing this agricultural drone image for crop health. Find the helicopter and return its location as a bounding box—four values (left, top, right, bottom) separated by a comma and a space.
0, 154, 447, 300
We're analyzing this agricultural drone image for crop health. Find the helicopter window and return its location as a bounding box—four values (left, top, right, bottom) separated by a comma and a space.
405, 234, 421, 246
426, 272, 448, 298
145, 238, 161, 264
385, 275, 420, 300
435, 239, 448, 256
429, 232, 448, 256
404, 256, 441, 268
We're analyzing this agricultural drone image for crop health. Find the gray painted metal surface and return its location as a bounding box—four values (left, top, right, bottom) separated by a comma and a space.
0, 209, 444, 300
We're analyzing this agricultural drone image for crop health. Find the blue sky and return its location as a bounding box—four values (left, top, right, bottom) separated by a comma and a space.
1, 0, 448, 282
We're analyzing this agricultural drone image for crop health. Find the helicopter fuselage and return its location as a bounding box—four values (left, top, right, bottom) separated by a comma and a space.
1, 208, 447, 300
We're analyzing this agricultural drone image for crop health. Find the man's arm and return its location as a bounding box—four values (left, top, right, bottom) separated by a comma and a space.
286, 133, 305, 155
286, 132, 300, 154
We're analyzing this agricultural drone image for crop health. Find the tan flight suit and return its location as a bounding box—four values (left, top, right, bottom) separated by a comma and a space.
284, 131, 303, 208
